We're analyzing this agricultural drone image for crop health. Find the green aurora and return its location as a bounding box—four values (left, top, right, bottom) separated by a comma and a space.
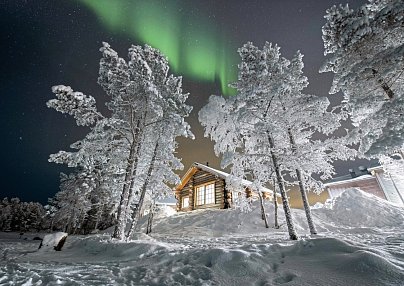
79, 0, 238, 95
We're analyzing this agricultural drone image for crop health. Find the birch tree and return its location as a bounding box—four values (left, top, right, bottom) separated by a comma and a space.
200, 43, 300, 239
200, 42, 354, 239
48, 42, 192, 241
126, 88, 193, 239
272, 51, 355, 235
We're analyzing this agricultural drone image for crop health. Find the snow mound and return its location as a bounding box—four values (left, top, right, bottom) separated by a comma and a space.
152, 201, 288, 237
154, 205, 176, 219
274, 237, 404, 285
62, 234, 176, 262
149, 189, 404, 238
313, 188, 404, 228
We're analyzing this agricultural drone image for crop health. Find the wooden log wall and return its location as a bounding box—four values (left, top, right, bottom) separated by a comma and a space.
177, 168, 226, 211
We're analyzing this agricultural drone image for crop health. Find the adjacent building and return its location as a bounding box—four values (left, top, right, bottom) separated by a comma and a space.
324, 166, 404, 206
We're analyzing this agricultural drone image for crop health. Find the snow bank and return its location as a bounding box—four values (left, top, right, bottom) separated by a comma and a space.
313, 188, 404, 228
7, 235, 402, 286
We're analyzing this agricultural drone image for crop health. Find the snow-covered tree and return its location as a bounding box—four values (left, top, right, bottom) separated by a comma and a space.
0, 198, 46, 232
320, 0, 404, 158
0, 198, 13, 231
50, 172, 93, 234
271, 51, 355, 235
200, 43, 301, 238
125, 74, 193, 239
47, 42, 192, 241
98, 43, 192, 240
200, 42, 354, 239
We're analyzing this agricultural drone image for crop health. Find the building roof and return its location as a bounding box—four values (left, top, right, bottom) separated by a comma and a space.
174, 162, 274, 194
368, 166, 383, 172
323, 174, 376, 187
324, 165, 383, 185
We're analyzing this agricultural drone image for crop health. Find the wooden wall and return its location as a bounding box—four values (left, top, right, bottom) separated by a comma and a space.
177, 169, 226, 211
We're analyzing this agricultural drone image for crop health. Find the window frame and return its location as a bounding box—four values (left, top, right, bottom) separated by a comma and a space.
195, 182, 216, 206
182, 196, 189, 209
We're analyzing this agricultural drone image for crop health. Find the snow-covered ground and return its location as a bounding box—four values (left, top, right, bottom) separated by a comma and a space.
1, 189, 404, 285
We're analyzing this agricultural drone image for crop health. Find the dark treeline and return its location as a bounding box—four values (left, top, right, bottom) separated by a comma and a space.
0, 197, 115, 234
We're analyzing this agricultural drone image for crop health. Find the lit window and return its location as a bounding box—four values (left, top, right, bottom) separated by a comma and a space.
182, 196, 189, 208
196, 183, 215, 205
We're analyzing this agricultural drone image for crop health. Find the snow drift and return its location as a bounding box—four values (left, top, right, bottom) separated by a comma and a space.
150, 189, 404, 238
313, 188, 404, 228
1, 189, 403, 285
2, 234, 403, 286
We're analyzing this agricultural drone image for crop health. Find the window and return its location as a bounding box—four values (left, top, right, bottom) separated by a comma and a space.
182, 196, 189, 208
196, 183, 215, 205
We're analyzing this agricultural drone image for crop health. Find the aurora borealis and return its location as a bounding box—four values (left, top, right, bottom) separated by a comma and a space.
80, 0, 238, 95
1, 0, 371, 203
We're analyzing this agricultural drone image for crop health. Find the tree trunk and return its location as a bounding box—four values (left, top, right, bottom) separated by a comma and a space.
113, 117, 146, 240
398, 150, 404, 160
287, 129, 317, 235
258, 191, 269, 228
94, 204, 102, 231
125, 132, 144, 216
112, 140, 137, 240
372, 69, 394, 100
272, 178, 279, 229
126, 142, 159, 240
267, 132, 298, 240
91, 176, 103, 232
296, 169, 317, 235
146, 201, 155, 234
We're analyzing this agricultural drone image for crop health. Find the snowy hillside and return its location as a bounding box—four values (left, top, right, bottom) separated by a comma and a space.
1, 189, 404, 285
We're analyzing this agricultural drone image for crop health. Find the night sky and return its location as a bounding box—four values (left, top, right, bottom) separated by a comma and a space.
1, 0, 370, 204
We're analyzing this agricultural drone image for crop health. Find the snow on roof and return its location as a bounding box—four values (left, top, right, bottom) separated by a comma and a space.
367, 166, 383, 172
324, 174, 376, 187
176, 162, 273, 194
324, 165, 385, 187
193, 162, 230, 180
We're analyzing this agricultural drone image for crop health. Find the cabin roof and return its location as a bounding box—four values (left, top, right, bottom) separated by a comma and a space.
174, 162, 273, 194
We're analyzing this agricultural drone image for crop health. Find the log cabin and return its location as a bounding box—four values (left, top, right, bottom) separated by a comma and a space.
174, 162, 273, 212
